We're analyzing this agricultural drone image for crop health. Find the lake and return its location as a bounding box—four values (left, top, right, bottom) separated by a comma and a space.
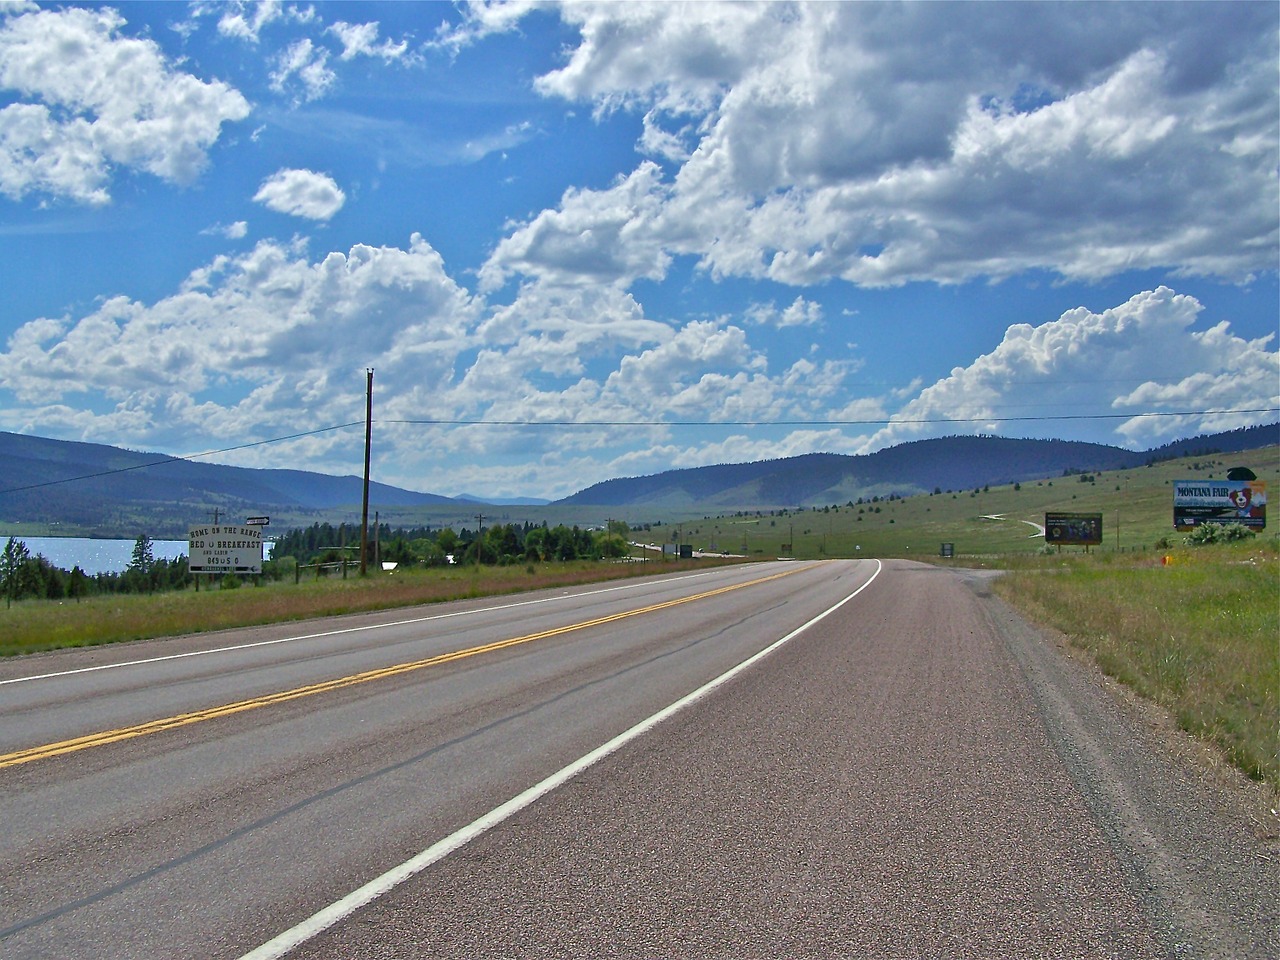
8, 537, 193, 575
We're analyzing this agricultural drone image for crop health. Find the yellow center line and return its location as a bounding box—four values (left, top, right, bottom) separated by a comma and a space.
1, 566, 808, 770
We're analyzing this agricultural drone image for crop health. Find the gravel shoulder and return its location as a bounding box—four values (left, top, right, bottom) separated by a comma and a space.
956, 564, 1280, 959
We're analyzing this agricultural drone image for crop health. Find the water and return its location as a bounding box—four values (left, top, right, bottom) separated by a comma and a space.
6, 537, 192, 576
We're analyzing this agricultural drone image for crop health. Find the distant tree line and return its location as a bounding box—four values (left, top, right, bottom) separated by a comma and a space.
1, 535, 192, 606
1, 518, 641, 607
273, 520, 633, 568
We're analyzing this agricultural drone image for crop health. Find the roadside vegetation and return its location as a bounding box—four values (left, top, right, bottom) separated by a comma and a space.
992, 538, 1279, 792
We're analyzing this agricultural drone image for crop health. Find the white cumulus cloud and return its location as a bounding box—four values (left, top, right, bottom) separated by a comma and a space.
0, 234, 478, 475
0, 5, 250, 205
253, 168, 346, 220
270, 37, 336, 102
863, 287, 1279, 452
475, 2, 1277, 291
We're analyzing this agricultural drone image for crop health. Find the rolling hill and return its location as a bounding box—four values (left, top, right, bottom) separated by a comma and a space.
2, 424, 1276, 536
555, 425, 1280, 509
0, 431, 458, 536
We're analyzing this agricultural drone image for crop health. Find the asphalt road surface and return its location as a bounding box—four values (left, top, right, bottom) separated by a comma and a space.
1, 559, 1275, 959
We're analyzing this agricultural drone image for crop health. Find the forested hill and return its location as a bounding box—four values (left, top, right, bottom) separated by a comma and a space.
0, 430, 457, 535
2, 423, 1275, 533
556, 425, 1280, 509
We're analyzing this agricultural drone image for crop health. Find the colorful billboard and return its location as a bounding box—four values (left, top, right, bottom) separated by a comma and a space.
1045, 512, 1103, 546
1173, 480, 1267, 531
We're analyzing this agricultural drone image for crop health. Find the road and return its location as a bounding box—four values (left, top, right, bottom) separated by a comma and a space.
1, 559, 1275, 959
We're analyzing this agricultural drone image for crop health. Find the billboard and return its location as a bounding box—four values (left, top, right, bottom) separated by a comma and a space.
1045, 512, 1103, 546
1173, 480, 1267, 531
188, 524, 263, 574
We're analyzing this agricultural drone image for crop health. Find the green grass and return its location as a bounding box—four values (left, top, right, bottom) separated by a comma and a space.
674, 445, 1279, 561
992, 540, 1279, 792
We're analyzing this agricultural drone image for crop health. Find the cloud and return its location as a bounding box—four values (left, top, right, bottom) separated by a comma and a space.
746, 296, 824, 329
533, 1, 758, 116
476, 282, 671, 379
0, 234, 477, 472
260, 107, 536, 169
862, 287, 1278, 451
0, 5, 250, 205
478, 2, 1276, 291
0, 222, 862, 495
270, 37, 336, 102
253, 168, 346, 220
329, 21, 409, 62
215, 0, 284, 43
200, 3, 414, 104
203, 220, 249, 240
480, 162, 673, 290
429, 0, 543, 54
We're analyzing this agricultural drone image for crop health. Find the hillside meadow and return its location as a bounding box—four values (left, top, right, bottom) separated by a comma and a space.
3, 445, 1276, 791
667, 444, 1279, 561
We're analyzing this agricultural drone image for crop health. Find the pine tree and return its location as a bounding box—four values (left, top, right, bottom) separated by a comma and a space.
2, 537, 31, 608
129, 534, 155, 573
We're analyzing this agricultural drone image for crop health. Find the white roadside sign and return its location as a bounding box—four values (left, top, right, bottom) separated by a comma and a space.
188, 524, 263, 574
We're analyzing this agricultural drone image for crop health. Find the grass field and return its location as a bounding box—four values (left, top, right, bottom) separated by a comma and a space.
672, 444, 1280, 561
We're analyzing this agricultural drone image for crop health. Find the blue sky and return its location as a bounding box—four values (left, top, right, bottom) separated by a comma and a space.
0, 1, 1276, 500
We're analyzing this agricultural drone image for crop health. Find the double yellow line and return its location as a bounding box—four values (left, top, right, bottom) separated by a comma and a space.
1, 566, 805, 770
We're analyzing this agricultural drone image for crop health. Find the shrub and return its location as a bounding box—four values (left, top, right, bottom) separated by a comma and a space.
1184, 522, 1256, 546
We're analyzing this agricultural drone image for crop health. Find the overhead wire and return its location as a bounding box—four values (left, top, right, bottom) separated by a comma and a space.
2, 408, 1275, 496
0, 422, 365, 495
384, 408, 1278, 427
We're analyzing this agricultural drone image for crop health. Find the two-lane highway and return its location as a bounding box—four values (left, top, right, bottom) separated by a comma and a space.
2, 559, 1275, 959
3, 560, 873, 958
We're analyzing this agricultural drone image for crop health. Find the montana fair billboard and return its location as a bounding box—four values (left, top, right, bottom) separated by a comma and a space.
1173, 479, 1267, 532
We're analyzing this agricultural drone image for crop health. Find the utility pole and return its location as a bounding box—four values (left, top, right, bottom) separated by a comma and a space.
474, 513, 484, 567
359, 368, 373, 576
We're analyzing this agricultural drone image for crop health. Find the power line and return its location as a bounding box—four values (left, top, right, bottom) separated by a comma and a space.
0, 421, 365, 496
384, 408, 1278, 428
2, 408, 1274, 497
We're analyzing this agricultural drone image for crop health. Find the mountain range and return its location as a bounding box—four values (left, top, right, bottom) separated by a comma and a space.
560, 426, 1279, 509
2, 424, 1276, 537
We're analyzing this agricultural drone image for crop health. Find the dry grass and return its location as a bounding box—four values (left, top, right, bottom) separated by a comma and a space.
0, 558, 735, 657
994, 541, 1279, 791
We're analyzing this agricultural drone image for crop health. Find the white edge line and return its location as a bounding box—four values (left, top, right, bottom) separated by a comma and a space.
1, 568, 731, 687
237, 558, 883, 960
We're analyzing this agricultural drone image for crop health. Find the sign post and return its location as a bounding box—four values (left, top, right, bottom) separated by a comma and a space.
1044, 513, 1103, 551
1173, 478, 1267, 531
189, 524, 264, 576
